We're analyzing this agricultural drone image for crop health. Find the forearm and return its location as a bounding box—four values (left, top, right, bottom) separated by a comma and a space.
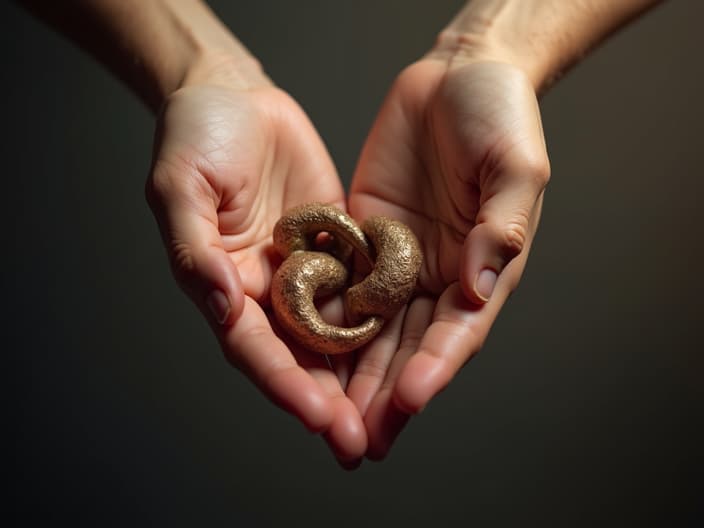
19, 0, 268, 111
431, 0, 664, 92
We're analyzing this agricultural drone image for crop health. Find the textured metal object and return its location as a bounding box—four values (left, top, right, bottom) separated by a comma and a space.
346, 216, 423, 322
272, 251, 385, 355
271, 203, 422, 355
273, 202, 369, 263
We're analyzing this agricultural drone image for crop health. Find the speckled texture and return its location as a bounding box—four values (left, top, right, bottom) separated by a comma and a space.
271, 251, 385, 355
346, 216, 423, 322
271, 203, 422, 355
273, 202, 369, 263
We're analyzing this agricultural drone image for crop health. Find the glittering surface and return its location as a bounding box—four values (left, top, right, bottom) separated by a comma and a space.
273, 202, 369, 263
346, 216, 422, 322
271, 251, 384, 355
271, 203, 422, 355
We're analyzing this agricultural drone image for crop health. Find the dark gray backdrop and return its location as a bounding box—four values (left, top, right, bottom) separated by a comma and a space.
6, 1, 702, 526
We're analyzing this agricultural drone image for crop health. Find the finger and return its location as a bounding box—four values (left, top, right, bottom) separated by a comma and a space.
363, 297, 434, 460
321, 395, 367, 469
146, 160, 245, 326
394, 272, 518, 415
384, 297, 435, 389
221, 297, 334, 433
393, 284, 488, 414
460, 158, 549, 305
364, 389, 410, 461
270, 316, 368, 465
346, 306, 406, 416
396, 201, 541, 413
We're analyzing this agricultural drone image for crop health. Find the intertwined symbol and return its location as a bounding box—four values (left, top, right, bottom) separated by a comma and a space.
271, 203, 423, 355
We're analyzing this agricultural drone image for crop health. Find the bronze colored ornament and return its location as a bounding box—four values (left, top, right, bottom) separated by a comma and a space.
271, 203, 422, 355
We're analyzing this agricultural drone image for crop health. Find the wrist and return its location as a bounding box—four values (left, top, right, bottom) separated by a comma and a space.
179, 50, 272, 94
152, 1, 272, 105
21, 0, 274, 112
429, 0, 663, 94
426, 3, 552, 92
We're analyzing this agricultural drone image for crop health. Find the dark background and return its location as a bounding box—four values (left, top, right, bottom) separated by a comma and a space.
6, 1, 702, 526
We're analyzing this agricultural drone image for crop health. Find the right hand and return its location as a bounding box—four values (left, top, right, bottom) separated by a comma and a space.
145, 57, 366, 468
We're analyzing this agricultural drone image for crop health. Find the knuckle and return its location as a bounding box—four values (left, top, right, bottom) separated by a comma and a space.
355, 356, 390, 380
169, 241, 197, 288
477, 212, 529, 258
529, 156, 551, 188
399, 328, 424, 354
500, 221, 527, 257
502, 146, 551, 190
474, 217, 529, 292
516, 151, 551, 189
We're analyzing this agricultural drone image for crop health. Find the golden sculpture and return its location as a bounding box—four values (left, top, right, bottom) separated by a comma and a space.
271, 203, 422, 354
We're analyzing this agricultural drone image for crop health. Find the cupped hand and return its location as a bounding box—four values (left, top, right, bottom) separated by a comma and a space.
145, 60, 366, 467
347, 58, 550, 459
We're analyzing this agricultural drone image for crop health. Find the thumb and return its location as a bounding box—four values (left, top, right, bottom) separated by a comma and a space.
460, 159, 549, 304
146, 162, 245, 327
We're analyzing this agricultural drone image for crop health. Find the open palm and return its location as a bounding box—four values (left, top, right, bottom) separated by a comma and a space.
347, 59, 550, 458
147, 82, 366, 465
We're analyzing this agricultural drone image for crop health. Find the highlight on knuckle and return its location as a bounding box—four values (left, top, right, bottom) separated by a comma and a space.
521, 153, 551, 189
501, 221, 527, 256
170, 241, 197, 287
505, 146, 551, 191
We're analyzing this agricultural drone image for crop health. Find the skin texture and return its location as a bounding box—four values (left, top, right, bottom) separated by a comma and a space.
271, 203, 422, 355
147, 80, 372, 465
342, 0, 662, 460
20, 0, 663, 468
346, 59, 549, 459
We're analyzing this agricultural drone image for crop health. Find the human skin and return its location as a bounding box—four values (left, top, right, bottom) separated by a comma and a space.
20, 0, 368, 468
20, 0, 663, 468
346, 0, 662, 459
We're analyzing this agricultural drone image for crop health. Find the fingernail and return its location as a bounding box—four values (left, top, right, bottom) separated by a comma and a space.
206, 290, 230, 324
475, 269, 498, 302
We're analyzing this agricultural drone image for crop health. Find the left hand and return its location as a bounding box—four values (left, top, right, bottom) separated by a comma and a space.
346, 57, 550, 459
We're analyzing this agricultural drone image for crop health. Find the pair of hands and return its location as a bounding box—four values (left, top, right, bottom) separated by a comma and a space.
145, 53, 549, 468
